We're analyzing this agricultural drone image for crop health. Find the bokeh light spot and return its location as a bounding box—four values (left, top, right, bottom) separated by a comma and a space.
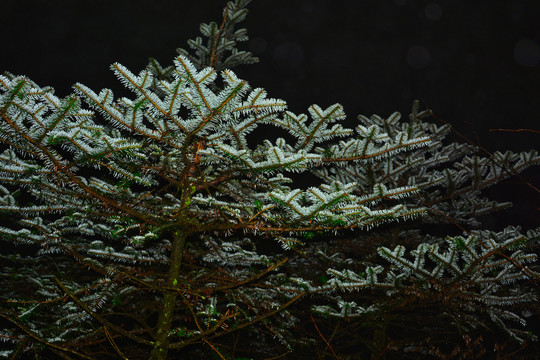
407, 45, 431, 69
514, 38, 540, 67
273, 42, 304, 69
250, 37, 267, 54
425, 3, 442, 21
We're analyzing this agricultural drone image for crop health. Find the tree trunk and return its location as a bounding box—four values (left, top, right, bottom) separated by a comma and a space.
150, 231, 188, 360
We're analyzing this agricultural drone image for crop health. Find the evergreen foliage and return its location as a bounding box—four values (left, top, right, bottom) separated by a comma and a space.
1, 1, 539, 359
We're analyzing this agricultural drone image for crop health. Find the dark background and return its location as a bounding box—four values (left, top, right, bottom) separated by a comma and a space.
2, 0, 539, 231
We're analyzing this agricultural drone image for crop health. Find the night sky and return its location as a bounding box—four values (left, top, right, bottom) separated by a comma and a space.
2, 0, 540, 230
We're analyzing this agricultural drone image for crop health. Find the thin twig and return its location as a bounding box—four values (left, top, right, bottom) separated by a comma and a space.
103, 326, 128, 360
310, 313, 340, 360
489, 128, 540, 134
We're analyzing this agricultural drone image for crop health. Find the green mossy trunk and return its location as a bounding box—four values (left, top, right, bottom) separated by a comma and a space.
150, 231, 188, 360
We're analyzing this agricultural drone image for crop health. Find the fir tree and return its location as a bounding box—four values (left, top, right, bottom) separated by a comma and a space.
1, 1, 539, 359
